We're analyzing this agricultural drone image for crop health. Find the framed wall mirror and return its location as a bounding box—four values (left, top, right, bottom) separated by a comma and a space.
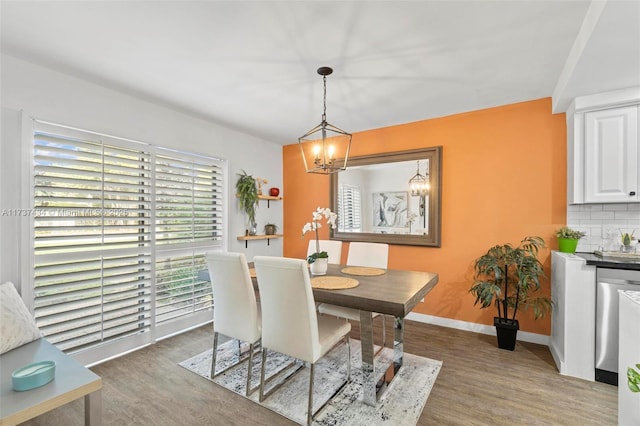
330, 147, 442, 247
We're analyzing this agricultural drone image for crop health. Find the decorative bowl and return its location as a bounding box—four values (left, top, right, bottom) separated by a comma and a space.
12, 360, 56, 391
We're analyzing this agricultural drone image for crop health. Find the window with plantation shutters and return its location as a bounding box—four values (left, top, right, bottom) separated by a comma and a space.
338, 184, 362, 232
30, 121, 224, 360
154, 150, 223, 331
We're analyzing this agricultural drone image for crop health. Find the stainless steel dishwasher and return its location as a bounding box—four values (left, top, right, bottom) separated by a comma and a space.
595, 267, 640, 385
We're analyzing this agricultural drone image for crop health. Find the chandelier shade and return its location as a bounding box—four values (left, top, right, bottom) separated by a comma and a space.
298, 67, 352, 174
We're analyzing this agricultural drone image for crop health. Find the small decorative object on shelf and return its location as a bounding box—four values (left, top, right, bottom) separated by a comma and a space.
255, 177, 268, 195
302, 207, 337, 276
264, 223, 278, 236
269, 187, 280, 197
555, 226, 586, 254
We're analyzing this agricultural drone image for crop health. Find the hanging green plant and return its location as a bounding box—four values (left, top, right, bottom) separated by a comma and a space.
236, 170, 259, 225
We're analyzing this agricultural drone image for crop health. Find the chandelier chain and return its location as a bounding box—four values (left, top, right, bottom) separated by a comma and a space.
322, 75, 327, 122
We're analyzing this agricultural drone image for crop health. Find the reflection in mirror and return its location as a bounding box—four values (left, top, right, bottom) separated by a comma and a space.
338, 160, 429, 234
330, 147, 441, 247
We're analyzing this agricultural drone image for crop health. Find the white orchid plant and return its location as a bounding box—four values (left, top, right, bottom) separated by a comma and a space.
302, 207, 338, 264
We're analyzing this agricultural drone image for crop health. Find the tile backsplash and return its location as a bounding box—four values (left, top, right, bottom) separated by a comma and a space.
567, 203, 640, 253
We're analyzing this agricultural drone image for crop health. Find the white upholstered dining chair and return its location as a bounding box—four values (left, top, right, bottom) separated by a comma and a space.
306, 239, 343, 264
318, 242, 389, 353
205, 251, 261, 396
345, 242, 389, 268
253, 256, 351, 426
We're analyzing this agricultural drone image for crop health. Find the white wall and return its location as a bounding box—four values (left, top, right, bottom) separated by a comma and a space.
0, 54, 284, 290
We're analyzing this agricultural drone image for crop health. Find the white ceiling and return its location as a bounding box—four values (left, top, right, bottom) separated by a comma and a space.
1, 1, 639, 145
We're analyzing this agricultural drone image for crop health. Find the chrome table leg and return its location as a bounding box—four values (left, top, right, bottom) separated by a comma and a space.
360, 312, 405, 406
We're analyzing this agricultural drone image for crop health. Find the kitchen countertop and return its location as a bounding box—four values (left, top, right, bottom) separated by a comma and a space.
574, 252, 640, 271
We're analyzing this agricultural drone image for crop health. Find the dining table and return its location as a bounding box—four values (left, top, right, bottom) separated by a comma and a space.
243, 262, 439, 406
200, 262, 440, 406
309, 264, 438, 406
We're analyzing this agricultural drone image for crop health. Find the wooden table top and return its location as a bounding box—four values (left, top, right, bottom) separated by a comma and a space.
312, 264, 439, 317
249, 263, 439, 318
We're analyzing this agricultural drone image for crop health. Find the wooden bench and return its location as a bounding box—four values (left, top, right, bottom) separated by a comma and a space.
0, 338, 102, 426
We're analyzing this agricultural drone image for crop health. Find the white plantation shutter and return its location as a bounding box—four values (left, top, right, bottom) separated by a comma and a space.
30, 121, 224, 359
34, 252, 152, 352
33, 128, 153, 353
155, 249, 211, 327
155, 151, 224, 245
338, 184, 362, 232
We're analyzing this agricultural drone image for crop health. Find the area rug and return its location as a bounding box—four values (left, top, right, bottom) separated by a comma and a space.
179, 339, 441, 425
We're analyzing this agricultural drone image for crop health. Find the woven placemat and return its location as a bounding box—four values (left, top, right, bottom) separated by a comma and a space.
311, 276, 359, 290
249, 268, 256, 278
341, 266, 386, 276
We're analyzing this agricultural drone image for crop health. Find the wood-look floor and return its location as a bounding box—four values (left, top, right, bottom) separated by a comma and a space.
20, 320, 617, 426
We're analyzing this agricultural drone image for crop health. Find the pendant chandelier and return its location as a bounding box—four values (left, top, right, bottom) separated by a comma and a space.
298, 67, 352, 174
409, 160, 430, 196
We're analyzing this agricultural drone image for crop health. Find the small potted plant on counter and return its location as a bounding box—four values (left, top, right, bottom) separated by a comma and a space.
470, 236, 552, 351
555, 226, 586, 253
620, 230, 636, 253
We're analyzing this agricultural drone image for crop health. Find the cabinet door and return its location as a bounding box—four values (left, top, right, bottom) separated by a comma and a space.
584, 105, 638, 203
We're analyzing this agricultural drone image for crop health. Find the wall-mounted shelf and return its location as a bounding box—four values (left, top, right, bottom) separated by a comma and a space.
237, 234, 283, 248
235, 194, 282, 207
258, 194, 282, 207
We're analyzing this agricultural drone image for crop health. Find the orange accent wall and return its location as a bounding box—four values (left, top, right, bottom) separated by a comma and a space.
283, 98, 567, 335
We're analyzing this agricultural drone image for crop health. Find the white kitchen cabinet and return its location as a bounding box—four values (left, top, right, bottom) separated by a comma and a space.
550, 251, 596, 381
584, 105, 638, 203
568, 87, 640, 204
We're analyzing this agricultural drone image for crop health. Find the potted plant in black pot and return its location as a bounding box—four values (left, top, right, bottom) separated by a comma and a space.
555, 226, 586, 253
470, 236, 552, 351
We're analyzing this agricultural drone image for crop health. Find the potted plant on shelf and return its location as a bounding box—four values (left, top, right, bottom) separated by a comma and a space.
302, 207, 337, 276
236, 170, 259, 235
470, 236, 552, 351
555, 226, 586, 253
264, 223, 278, 236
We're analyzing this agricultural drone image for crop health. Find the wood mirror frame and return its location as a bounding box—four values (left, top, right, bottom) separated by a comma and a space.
330, 146, 442, 247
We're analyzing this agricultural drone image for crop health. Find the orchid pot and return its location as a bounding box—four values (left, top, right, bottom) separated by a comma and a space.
309, 257, 329, 276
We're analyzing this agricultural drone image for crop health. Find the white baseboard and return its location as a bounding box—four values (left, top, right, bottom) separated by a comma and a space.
405, 312, 550, 346
548, 341, 564, 373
